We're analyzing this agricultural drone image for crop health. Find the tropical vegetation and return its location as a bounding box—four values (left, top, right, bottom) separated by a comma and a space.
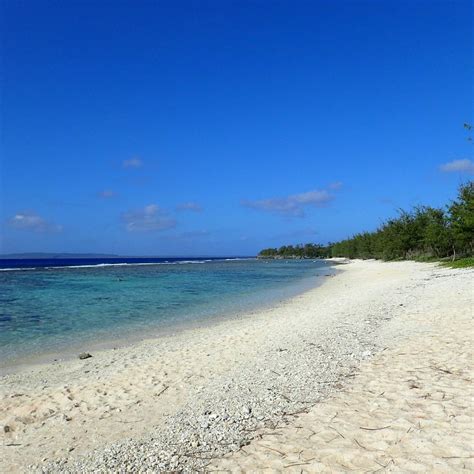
258, 181, 474, 264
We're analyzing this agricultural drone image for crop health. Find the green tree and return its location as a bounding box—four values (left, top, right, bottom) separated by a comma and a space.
448, 181, 474, 258
421, 207, 452, 257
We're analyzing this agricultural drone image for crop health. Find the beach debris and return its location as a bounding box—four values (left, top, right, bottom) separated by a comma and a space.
359, 424, 392, 431
155, 385, 169, 397
3, 425, 11, 433
78, 352, 92, 360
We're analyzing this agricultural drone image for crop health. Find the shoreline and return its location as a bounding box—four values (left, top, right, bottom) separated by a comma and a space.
211, 261, 474, 471
1, 260, 471, 472
0, 263, 336, 375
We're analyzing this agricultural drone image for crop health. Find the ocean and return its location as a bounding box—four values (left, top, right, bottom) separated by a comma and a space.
0, 257, 335, 367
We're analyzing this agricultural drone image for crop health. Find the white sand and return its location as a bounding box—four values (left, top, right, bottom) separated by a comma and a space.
211, 263, 474, 472
0, 260, 472, 472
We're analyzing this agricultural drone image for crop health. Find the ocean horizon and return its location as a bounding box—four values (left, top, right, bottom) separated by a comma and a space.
0, 256, 253, 271
0, 257, 334, 367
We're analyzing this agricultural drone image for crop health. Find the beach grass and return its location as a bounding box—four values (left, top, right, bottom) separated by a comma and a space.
440, 257, 474, 269
413, 255, 440, 263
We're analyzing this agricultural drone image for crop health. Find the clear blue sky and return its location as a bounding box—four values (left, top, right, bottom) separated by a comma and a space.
1, 0, 472, 256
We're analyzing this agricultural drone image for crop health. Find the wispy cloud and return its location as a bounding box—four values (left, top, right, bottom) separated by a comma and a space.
98, 190, 117, 199
7, 211, 63, 233
123, 157, 143, 168
328, 181, 343, 190
379, 197, 396, 206
122, 204, 176, 232
176, 201, 203, 212
242, 188, 335, 217
440, 159, 474, 174
178, 230, 210, 239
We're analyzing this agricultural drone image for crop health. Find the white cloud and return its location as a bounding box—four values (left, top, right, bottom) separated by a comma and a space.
440, 159, 474, 174
123, 157, 143, 168
242, 188, 334, 217
176, 201, 203, 212
122, 204, 176, 232
98, 190, 116, 198
8, 212, 63, 233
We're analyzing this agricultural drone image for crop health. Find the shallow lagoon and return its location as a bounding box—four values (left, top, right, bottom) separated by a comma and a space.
0, 258, 334, 365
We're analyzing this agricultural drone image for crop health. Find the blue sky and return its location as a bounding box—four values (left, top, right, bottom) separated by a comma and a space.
1, 0, 472, 256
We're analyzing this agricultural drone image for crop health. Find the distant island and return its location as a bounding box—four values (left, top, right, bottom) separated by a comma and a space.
0, 253, 121, 259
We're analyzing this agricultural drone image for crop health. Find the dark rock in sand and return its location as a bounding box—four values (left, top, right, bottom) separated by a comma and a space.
78, 352, 92, 360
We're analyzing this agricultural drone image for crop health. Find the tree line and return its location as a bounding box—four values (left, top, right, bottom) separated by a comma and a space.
258, 181, 473, 261
258, 243, 328, 259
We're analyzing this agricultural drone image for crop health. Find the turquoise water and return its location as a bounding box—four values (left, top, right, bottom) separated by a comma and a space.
0, 259, 334, 366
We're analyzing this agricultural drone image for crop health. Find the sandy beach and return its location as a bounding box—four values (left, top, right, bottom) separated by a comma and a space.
1, 259, 472, 472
